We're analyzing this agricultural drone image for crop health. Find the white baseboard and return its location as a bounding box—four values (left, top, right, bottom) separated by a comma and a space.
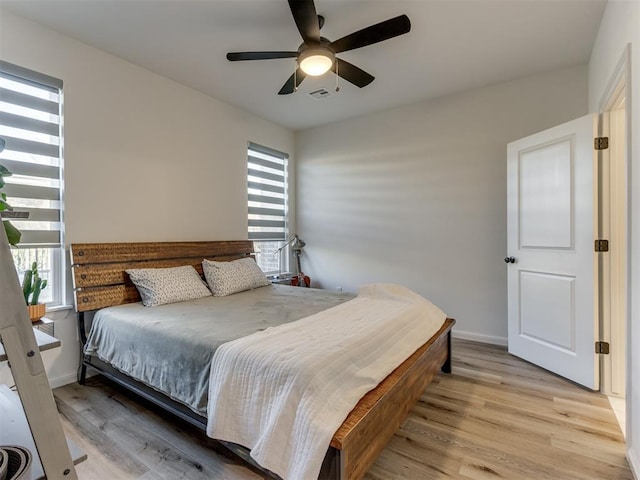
628, 447, 640, 480
48, 372, 77, 389
452, 330, 508, 347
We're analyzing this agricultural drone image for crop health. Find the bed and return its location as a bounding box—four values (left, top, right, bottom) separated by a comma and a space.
71, 241, 455, 480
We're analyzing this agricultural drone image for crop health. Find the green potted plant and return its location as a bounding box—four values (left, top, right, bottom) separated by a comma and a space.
22, 261, 48, 322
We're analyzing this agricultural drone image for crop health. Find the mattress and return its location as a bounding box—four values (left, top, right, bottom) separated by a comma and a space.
84, 284, 354, 414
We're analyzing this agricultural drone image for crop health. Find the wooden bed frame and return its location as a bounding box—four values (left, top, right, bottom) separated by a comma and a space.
70, 241, 455, 480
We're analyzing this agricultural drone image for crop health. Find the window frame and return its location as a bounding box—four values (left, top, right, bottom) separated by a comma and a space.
247, 142, 289, 276
1, 61, 65, 308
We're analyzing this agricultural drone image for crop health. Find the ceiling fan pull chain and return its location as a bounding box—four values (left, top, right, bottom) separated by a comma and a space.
335, 60, 340, 92
294, 63, 298, 92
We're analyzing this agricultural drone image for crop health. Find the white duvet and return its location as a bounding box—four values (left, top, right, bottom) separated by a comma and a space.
205, 283, 447, 480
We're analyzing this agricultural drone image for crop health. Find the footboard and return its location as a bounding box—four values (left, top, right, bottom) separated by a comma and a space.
329, 318, 454, 480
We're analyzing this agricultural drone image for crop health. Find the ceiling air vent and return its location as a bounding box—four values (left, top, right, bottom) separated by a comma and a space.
309, 88, 332, 99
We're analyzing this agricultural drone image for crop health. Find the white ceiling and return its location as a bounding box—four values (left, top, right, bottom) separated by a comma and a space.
2, 0, 606, 131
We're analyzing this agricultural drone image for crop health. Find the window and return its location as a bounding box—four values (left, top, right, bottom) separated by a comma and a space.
0, 61, 64, 307
247, 142, 288, 275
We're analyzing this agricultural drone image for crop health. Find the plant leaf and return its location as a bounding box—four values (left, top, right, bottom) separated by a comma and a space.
22, 269, 33, 302
3, 220, 21, 246
0, 164, 11, 176
0, 198, 13, 211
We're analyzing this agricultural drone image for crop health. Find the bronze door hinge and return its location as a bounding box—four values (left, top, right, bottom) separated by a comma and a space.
595, 239, 609, 252
594, 137, 609, 150
595, 341, 610, 355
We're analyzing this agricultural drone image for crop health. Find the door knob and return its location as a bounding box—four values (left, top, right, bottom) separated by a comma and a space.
504, 256, 516, 264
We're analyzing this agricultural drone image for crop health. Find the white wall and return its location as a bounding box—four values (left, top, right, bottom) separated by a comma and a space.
0, 10, 295, 387
588, 1, 640, 477
296, 66, 587, 345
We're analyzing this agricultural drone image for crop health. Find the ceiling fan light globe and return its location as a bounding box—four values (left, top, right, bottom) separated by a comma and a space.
299, 48, 334, 76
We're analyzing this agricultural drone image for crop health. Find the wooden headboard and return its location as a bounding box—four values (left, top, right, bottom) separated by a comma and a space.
70, 241, 254, 312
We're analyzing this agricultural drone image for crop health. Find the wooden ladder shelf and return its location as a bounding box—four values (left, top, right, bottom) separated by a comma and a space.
0, 228, 80, 480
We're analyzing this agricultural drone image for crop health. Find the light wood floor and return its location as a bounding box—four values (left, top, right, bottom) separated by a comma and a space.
54, 339, 632, 479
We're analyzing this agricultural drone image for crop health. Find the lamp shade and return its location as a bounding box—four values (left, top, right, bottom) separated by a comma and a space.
291, 235, 306, 251
299, 48, 334, 76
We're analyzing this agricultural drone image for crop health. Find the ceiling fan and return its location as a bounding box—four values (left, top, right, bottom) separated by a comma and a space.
226, 0, 411, 95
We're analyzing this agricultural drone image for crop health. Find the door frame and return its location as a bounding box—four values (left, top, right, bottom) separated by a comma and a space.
597, 44, 631, 430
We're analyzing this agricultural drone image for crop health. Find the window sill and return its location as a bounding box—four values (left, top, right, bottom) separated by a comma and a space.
269, 273, 293, 280
46, 304, 73, 313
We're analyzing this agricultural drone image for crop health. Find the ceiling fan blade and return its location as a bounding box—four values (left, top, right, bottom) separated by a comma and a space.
278, 68, 307, 95
333, 58, 374, 88
227, 52, 298, 61
330, 14, 411, 53
288, 0, 321, 43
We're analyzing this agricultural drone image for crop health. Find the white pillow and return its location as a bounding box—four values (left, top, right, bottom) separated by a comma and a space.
126, 265, 211, 307
202, 257, 270, 297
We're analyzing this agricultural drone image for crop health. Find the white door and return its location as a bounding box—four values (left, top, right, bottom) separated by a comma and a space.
507, 114, 598, 390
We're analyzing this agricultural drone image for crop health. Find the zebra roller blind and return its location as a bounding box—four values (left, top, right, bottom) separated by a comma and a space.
247, 142, 287, 242
0, 61, 63, 248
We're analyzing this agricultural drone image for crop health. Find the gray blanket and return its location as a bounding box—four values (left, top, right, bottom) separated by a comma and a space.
84, 285, 354, 414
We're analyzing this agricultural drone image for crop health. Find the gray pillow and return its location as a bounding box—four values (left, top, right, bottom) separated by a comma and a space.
126, 265, 211, 306
202, 257, 270, 296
